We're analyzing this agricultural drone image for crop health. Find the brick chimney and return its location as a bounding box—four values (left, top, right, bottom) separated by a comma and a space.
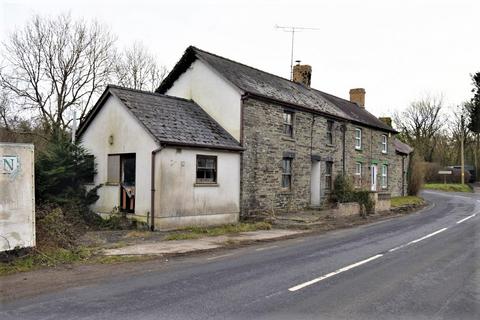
292, 63, 312, 87
379, 117, 392, 127
349, 88, 366, 108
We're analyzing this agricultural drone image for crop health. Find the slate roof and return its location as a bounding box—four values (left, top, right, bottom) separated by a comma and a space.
78, 85, 242, 151
393, 138, 413, 155
157, 46, 397, 133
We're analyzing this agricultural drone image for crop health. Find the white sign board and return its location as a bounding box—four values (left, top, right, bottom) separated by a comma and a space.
438, 170, 453, 175
0, 143, 35, 252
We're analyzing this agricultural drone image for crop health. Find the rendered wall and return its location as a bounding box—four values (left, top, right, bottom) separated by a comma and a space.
166, 59, 242, 141
155, 147, 240, 230
0, 143, 35, 252
81, 94, 159, 220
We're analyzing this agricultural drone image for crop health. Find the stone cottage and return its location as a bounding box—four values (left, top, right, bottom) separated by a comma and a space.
157, 46, 412, 216
78, 85, 242, 230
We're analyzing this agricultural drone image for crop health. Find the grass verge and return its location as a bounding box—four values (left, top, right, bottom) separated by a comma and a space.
391, 196, 424, 208
423, 183, 472, 193
165, 222, 272, 241
0, 247, 152, 276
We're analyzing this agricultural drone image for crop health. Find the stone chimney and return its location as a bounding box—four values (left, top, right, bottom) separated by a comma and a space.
349, 88, 366, 108
292, 63, 312, 87
379, 117, 392, 127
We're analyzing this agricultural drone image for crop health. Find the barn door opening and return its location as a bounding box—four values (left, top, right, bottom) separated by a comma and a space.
120, 154, 136, 213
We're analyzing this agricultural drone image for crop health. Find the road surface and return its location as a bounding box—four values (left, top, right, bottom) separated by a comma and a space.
1, 190, 479, 319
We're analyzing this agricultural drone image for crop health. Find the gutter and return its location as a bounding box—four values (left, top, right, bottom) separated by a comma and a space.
150, 146, 163, 231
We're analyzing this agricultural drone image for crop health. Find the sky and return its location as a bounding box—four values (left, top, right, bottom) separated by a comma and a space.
0, 0, 479, 117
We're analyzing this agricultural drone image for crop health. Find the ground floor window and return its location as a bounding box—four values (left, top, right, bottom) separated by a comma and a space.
355, 162, 362, 187
282, 158, 293, 189
381, 164, 388, 188
196, 155, 217, 184
325, 161, 333, 191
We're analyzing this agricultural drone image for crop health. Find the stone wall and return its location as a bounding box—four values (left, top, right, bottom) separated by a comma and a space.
240, 97, 404, 216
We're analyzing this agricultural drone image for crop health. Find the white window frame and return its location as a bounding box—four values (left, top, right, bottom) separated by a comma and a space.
381, 164, 388, 189
355, 128, 362, 150
381, 135, 388, 154
355, 162, 362, 187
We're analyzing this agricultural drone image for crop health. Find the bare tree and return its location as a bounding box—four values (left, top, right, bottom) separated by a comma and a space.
0, 86, 11, 129
0, 14, 116, 136
113, 42, 167, 91
394, 95, 444, 161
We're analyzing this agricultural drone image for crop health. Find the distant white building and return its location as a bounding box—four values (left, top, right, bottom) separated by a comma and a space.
77, 86, 242, 230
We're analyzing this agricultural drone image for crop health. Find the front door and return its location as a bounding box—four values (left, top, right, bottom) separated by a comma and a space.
371, 164, 377, 191
120, 154, 136, 213
310, 160, 321, 207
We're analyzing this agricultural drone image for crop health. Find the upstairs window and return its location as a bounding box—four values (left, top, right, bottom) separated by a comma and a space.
325, 161, 333, 191
327, 120, 334, 145
354, 162, 362, 187
355, 128, 362, 150
282, 158, 293, 189
196, 155, 217, 184
381, 164, 388, 189
283, 111, 294, 137
381, 135, 388, 153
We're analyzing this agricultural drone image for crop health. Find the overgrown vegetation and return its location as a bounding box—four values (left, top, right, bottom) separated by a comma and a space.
423, 183, 472, 193
331, 175, 375, 217
391, 196, 424, 208
165, 222, 272, 241
407, 153, 424, 196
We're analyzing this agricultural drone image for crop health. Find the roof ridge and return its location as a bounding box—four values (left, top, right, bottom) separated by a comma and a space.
190, 46, 312, 90
107, 84, 194, 103
190, 46, 361, 108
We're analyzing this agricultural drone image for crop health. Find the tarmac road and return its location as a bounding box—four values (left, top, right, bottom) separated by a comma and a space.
1, 190, 479, 319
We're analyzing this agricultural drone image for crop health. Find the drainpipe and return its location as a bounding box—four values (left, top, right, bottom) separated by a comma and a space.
341, 123, 347, 175
150, 146, 163, 231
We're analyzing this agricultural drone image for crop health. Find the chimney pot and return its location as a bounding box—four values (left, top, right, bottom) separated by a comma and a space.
292, 64, 312, 87
349, 88, 366, 108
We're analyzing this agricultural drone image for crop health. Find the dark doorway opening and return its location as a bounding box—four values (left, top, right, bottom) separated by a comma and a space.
120, 154, 136, 213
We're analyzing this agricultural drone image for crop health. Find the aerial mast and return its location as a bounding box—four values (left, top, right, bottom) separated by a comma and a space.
275, 25, 321, 80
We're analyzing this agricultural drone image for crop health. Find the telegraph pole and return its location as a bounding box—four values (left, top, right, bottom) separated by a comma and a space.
274, 25, 320, 80
461, 113, 465, 184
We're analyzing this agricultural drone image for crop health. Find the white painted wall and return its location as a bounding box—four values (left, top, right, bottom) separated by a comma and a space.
166, 59, 243, 141
0, 143, 35, 252
81, 94, 159, 219
155, 147, 240, 230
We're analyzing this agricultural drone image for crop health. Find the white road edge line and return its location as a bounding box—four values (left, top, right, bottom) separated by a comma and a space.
408, 228, 448, 245
288, 254, 383, 292
206, 253, 234, 261
457, 213, 477, 224
255, 245, 279, 251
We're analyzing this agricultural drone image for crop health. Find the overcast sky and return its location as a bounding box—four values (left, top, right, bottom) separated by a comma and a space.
1, 0, 479, 117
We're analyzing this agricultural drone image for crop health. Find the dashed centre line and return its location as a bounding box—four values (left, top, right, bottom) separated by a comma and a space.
288, 215, 479, 293
288, 254, 383, 292
408, 228, 448, 244
457, 213, 477, 224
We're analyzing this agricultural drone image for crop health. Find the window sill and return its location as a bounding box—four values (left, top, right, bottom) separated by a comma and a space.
278, 189, 292, 195
326, 144, 335, 147
381, 151, 388, 154
105, 182, 119, 186
281, 136, 296, 142
355, 148, 363, 152
194, 183, 219, 187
